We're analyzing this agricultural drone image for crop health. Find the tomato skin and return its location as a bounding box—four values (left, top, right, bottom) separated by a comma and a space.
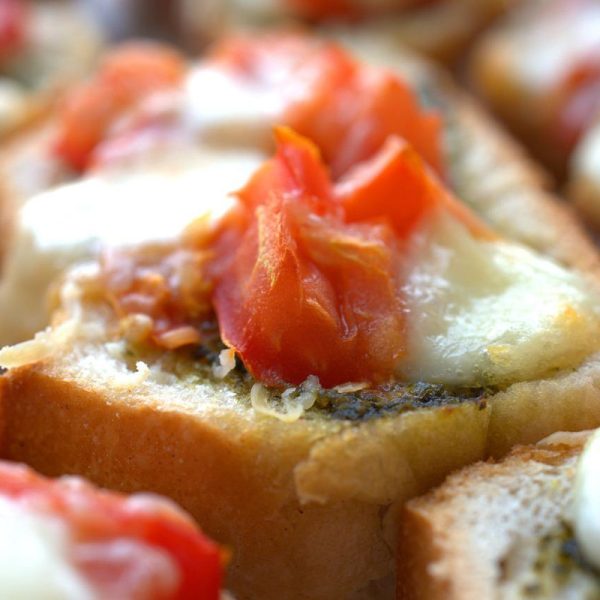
210, 34, 444, 179
0, 0, 26, 61
212, 129, 402, 387
0, 461, 223, 600
337, 136, 493, 240
53, 43, 185, 171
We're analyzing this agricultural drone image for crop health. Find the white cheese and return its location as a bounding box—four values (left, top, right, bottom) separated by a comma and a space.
574, 429, 600, 571
573, 120, 600, 189
0, 148, 263, 345
400, 212, 600, 385
183, 65, 283, 149
0, 497, 94, 599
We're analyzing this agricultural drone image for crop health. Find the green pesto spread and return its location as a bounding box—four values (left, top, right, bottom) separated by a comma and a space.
519, 522, 600, 599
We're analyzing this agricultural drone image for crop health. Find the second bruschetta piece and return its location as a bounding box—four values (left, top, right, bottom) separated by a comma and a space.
397, 430, 600, 599
0, 460, 225, 599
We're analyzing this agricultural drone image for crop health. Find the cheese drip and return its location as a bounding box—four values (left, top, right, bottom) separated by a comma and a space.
400, 212, 600, 386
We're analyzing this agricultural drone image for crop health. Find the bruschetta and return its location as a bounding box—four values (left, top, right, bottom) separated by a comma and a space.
0, 459, 225, 599
397, 429, 600, 599
469, 0, 600, 224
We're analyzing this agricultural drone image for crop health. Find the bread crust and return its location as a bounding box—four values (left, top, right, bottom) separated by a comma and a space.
397, 431, 591, 600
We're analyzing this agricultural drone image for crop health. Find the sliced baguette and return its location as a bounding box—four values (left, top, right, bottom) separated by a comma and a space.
468, 0, 600, 186
397, 431, 599, 600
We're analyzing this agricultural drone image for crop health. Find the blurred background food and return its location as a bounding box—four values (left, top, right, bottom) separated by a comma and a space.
0, 0, 101, 137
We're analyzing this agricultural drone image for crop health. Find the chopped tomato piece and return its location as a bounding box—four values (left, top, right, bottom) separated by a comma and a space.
100, 125, 484, 387
53, 43, 185, 171
336, 136, 494, 239
102, 245, 212, 349
0, 461, 224, 599
0, 0, 26, 61
210, 34, 444, 178
211, 128, 469, 387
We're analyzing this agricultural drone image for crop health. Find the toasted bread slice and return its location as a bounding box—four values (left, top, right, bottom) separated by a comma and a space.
3, 195, 600, 600
468, 0, 600, 181
397, 431, 600, 599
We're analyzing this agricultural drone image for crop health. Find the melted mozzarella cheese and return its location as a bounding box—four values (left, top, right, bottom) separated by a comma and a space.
183, 66, 283, 149
573, 120, 600, 188
400, 213, 600, 386
0, 497, 94, 599
574, 429, 600, 571
0, 148, 263, 345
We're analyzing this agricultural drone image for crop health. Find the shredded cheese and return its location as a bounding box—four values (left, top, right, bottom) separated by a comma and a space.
250, 375, 320, 422
212, 349, 236, 379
